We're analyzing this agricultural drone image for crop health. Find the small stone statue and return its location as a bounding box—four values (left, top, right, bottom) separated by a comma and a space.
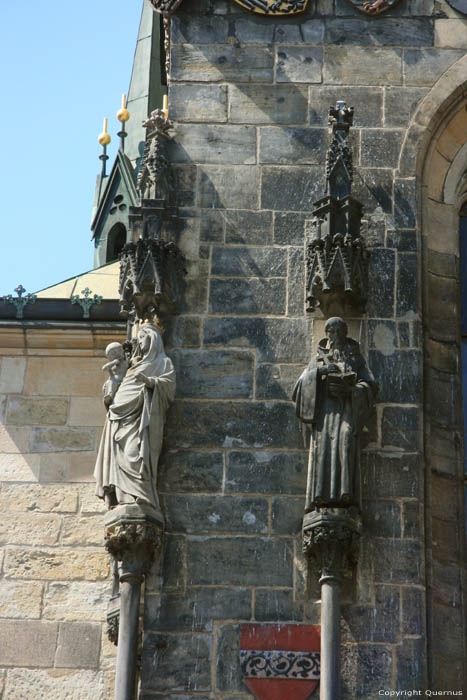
94, 324, 176, 512
102, 342, 129, 408
293, 317, 377, 512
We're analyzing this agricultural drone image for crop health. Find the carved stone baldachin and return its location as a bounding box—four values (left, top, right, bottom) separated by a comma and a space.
306, 101, 368, 317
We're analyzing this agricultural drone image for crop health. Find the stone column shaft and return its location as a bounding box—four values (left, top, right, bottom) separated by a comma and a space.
115, 577, 142, 700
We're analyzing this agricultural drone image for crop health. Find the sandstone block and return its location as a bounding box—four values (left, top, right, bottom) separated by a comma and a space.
384, 87, 429, 127
271, 496, 305, 535
6, 397, 68, 426
341, 586, 400, 644
0, 425, 30, 453
255, 363, 303, 400
67, 451, 98, 482
276, 46, 323, 83
373, 540, 421, 583
226, 450, 307, 494
0, 512, 61, 546
229, 84, 308, 125
55, 622, 101, 669
260, 127, 327, 165
360, 129, 404, 169
0, 453, 40, 481
43, 581, 108, 621
171, 44, 273, 83
0, 357, 26, 393
0, 483, 78, 513
363, 500, 401, 538
0, 620, 58, 667
325, 17, 433, 46
162, 494, 268, 534
30, 427, 96, 453
325, 46, 402, 85
171, 14, 229, 44
274, 212, 306, 245
341, 643, 393, 696
261, 165, 322, 211
215, 624, 246, 693
38, 452, 69, 482
404, 47, 464, 86
3, 669, 105, 700
362, 453, 420, 499
434, 19, 467, 48
187, 536, 293, 586
69, 398, 105, 427
4, 547, 108, 581
255, 588, 303, 622
61, 515, 103, 546
0, 580, 43, 619
310, 86, 383, 127
212, 246, 286, 278
25, 357, 103, 397
169, 84, 227, 123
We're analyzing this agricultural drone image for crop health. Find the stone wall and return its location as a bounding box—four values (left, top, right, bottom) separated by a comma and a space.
134, 0, 467, 695
0, 327, 123, 699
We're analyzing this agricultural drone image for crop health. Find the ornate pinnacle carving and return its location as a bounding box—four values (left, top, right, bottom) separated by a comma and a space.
137, 109, 173, 202
148, 0, 184, 13
305, 101, 368, 316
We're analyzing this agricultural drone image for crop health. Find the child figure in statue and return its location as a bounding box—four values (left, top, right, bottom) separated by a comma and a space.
102, 342, 129, 408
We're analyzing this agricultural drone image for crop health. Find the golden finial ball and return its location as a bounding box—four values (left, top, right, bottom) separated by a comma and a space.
117, 108, 130, 122
98, 132, 111, 146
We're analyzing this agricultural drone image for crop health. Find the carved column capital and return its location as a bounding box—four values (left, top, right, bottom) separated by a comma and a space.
105, 504, 164, 583
302, 508, 362, 582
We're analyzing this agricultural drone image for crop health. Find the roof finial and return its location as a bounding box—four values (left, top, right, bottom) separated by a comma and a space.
98, 117, 111, 178
117, 94, 130, 153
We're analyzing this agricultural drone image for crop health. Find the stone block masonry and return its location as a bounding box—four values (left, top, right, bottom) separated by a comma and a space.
145, 0, 461, 695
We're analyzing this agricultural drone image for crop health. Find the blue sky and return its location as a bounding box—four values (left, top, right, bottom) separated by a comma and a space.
0, 0, 142, 295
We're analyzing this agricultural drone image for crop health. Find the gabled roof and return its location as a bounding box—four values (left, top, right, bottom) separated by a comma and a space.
35, 261, 120, 300
91, 150, 138, 238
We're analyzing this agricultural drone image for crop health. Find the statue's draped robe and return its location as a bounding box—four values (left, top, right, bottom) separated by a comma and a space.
293, 338, 376, 511
94, 328, 175, 510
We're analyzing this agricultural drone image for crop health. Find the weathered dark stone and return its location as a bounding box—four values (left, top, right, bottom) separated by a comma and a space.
166, 400, 302, 449
209, 278, 286, 315
141, 632, 211, 692
215, 625, 245, 693
352, 168, 393, 214
255, 363, 302, 400
396, 637, 426, 687
432, 562, 463, 608
394, 179, 416, 228
373, 540, 421, 583
187, 537, 293, 586
270, 494, 305, 536
325, 17, 433, 45
274, 212, 306, 245
169, 84, 228, 123
171, 44, 274, 83
384, 87, 429, 127
160, 534, 186, 592
276, 47, 323, 83
170, 349, 254, 399
200, 209, 224, 242
398, 321, 410, 348
211, 247, 286, 277
309, 86, 383, 127
382, 406, 419, 451
368, 320, 397, 352
401, 586, 425, 635
362, 453, 420, 499
172, 165, 197, 206
426, 273, 458, 342
229, 84, 308, 124
145, 588, 251, 632
203, 317, 311, 363
261, 166, 323, 212
288, 247, 305, 317
226, 450, 307, 495
225, 210, 273, 245
171, 14, 229, 43
360, 129, 404, 169
341, 643, 393, 696
165, 316, 201, 349
260, 127, 327, 165
162, 494, 268, 534
427, 369, 459, 427
402, 501, 420, 539
386, 229, 417, 251
404, 48, 464, 86
431, 473, 460, 522
367, 249, 395, 317
158, 450, 223, 493
341, 586, 400, 643
325, 46, 402, 86
363, 500, 401, 538
255, 589, 304, 622
368, 350, 420, 403
199, 166, 260, 210
427, 249, 458, 278
397, 252, 418, 317
169, 124, 256, 165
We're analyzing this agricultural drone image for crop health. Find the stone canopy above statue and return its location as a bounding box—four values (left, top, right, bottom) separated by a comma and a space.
148, 0, 309, 14
306, 101, 368, 318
